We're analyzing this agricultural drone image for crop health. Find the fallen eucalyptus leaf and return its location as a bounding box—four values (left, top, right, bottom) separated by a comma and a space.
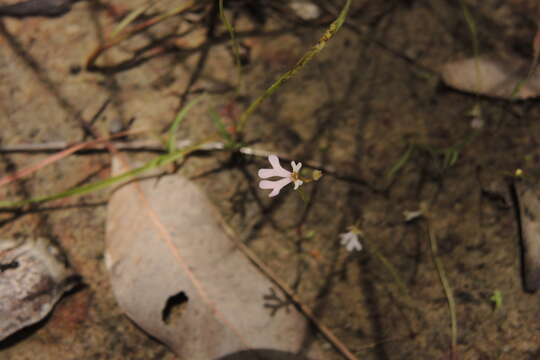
105, 157, 325, 359
0, 237, 78, 341
441, 55, 540, 99
514, 180, 540, 292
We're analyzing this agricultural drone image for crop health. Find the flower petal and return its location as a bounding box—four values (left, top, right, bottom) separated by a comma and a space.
291, 161, 302, 173
268, 178, 293, 197
340, 231, 363, 251
258, 168, 286, 179
259, 180, 276, 189
340, 232, 353, 245
347, 238, 362, 251
259, 178, 292, 197
268, 154, 291, 177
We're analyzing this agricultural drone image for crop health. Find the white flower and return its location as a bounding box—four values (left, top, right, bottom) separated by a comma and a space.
258, 154, 303, 197
340, 230, 362, 252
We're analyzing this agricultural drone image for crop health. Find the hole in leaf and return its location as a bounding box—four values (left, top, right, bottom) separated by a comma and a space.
162, 291, 189, 324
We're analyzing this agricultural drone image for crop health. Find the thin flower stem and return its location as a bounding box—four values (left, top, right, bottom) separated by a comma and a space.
368, 243, 409, 297
426, 220, 457, 354
236, 0, 351, 134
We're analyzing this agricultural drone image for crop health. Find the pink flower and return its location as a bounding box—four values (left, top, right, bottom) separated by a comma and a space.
258, 154, 303, 197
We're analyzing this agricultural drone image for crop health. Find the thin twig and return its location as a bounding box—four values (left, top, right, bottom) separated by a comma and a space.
221, 221, 360, 360
0, 140, 330, 169
0, 140, 171, 153
0, 130, 140, 188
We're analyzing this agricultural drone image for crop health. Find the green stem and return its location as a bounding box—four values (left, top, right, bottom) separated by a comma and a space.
236, 0, 351, 134
0, 143, 204, 208
427, 220, 457, 353
369, 243, 409, 296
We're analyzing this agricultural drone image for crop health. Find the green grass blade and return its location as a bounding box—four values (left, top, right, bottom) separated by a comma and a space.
167, 95, 204, 153
427, 221, 458, 353
369, 243, 409, 296
386, 144, 414, 182
209, 109, 233, 144
219, 0, 243, 93
111, 1, 154, 38
0, 144, 202, 209
447, 149, 459, 168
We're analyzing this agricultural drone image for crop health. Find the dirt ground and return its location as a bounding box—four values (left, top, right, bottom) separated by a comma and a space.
1, 0, 540, 359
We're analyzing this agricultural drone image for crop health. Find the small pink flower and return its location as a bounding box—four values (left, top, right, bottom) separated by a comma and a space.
258, 154, 303, 197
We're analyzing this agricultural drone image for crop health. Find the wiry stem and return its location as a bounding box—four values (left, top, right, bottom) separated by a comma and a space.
426, 220, 457, 355
236, 0, 352, 134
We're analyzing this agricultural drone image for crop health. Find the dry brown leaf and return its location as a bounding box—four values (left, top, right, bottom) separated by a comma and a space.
440, 54, 540, 99
105, 156, 326, 359
0, 237, 78, 341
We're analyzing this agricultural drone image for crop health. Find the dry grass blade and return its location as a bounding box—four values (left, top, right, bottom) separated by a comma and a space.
85, 0, 199, 70
110, 1, 157, 38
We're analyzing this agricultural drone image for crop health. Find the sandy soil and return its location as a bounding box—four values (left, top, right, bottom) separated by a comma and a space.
1, 0, 540, 359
